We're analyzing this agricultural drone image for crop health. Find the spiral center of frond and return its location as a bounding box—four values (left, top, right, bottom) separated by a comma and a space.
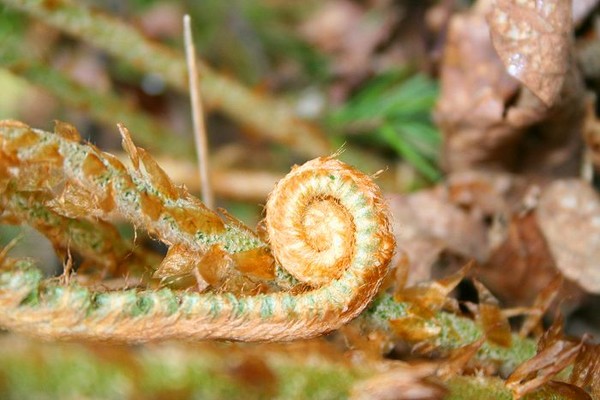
302, 197, 354, 255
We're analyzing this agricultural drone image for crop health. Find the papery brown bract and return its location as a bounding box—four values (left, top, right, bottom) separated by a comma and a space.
436, 338, 486, 379
570, 343, 600, 398
507, 315, 584, 399
473, 280, 512, 348
394, 262, 471, 314
389, 314, 442, 343
518, 274, 562, 337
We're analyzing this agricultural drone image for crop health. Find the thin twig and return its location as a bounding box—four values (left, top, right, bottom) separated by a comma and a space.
60, 247, 73, 285
183, 15, 214, 209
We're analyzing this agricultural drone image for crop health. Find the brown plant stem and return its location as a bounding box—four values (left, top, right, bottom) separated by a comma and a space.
183, 14, 214, 209
0, 185, 158, 276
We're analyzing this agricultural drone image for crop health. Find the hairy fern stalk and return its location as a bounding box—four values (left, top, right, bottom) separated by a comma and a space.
0, 120, 395, 342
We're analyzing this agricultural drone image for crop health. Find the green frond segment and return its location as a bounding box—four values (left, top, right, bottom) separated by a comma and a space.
329, 72, 441, 181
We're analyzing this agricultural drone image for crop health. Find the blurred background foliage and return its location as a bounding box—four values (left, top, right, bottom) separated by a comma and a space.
0, 0, 441, 186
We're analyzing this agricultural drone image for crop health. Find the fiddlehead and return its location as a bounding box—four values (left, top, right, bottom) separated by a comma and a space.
0, 120, 394, 341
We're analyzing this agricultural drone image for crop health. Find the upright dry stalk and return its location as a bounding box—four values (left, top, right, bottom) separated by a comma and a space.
183, 15, 214, 209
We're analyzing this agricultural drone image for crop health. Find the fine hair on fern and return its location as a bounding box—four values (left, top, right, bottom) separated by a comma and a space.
0, 120, 395, 342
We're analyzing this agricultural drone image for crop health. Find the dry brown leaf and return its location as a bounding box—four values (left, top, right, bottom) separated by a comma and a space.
387, 171, 526, 286
435, 3, 522, 172
519, 274, 562, 337
388, 188, 489, 272
535, 381, 593, 400
489, 0, 572, 106
570, 342, 600, 398
350, 362, 446, 400
536, 179, 600, 293
437, 337, 486, 379
395, 262, 472, 314
482, 211, 566, 305
507, 315, 584, 399
446, 170, 521, 215
436, 0, 585, 176
386, 193, 445, 286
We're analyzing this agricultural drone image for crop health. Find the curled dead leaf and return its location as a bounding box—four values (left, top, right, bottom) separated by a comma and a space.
435, 4, 521, 172
570, 342, 600, 398
489, 0, 572, 106
436, 1, 585, 176
483, 211, 565, 306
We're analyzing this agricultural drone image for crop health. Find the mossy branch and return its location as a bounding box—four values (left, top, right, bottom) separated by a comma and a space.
362, 294, 537, 372
0, 330, 576, 400
0, 185, 158, 276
